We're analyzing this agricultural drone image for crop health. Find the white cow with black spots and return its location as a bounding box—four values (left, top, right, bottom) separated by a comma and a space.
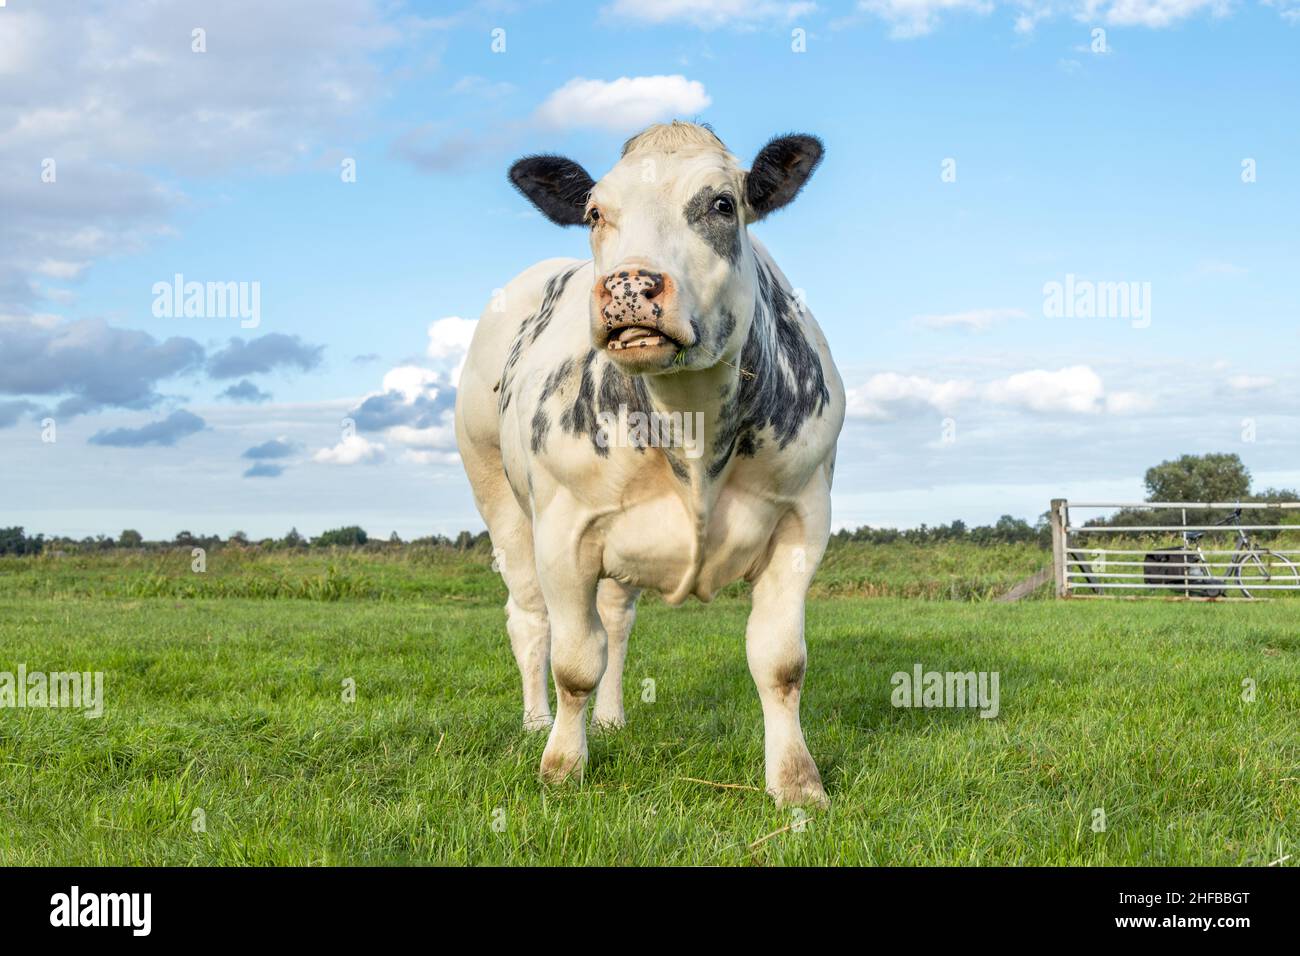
454, 122, 845, 806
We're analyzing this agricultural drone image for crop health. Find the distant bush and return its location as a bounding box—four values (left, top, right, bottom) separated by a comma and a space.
313, 526, 368, 547
829, 515, 1049, 549
0, 527, 44, 556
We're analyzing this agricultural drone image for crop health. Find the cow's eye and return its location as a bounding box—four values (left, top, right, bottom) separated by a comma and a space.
712, 195, 735, 216
586, 207, 602, 227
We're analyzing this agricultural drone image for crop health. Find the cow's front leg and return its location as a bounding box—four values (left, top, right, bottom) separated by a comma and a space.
746, 502, 830, 808
534, 510, 605, 783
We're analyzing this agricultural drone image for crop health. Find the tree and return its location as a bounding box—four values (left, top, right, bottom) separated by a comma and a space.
118, 529, 143, 548
314, 526, 368, 547
283, 527, 304, 547
0, 527, 43, 555
993, 515, 1033, 542
1144, 453, 1250, 503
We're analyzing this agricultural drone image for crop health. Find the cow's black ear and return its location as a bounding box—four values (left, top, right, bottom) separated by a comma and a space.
744, 134, 823, 220
508, 155, 596, 227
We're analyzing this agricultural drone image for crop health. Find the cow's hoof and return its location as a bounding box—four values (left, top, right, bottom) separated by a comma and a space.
522, 713, 553, 733
770, 753, 829, 809
589, 710, 625, 732
539, 748, 585, 784
771, 782, 829, 809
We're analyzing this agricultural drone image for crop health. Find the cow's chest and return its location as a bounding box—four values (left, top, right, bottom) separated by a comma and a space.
597, 478, 786, 603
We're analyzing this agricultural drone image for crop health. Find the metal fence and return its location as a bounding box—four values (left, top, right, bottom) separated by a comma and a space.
1048, 500, 1300, 600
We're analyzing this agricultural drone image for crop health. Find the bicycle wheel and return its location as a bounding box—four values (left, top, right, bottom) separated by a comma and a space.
1231, 550, 1300, 598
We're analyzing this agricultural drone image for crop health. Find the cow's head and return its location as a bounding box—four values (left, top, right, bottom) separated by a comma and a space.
509, 122, 822, 375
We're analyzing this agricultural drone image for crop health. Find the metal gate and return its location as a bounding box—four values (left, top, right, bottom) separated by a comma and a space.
1048, 500, 1300, 599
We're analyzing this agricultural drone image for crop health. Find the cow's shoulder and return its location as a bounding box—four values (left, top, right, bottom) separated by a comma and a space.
494, 259, 592, 412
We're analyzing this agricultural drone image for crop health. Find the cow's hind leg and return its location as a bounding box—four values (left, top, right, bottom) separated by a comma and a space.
484, 498, 552, 731
592, 579, 641, 730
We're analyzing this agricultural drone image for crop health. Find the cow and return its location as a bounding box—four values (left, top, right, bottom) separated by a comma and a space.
454, 121, 844, 807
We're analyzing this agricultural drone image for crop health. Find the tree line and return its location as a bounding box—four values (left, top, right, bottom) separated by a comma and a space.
1081, 453, 1298, 531
4, 455, 1292, 556
0, 525, 493, 556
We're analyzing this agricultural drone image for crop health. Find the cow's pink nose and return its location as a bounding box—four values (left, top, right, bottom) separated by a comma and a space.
596, 268, 673, 328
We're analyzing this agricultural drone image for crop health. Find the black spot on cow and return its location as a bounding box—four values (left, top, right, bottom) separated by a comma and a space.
712, 310, 737, 353
683, 185, 740, 263
708, 259, 828, 479
530, 406, 549, 453
664, 448, 689, 483
597, 363, 651, 453
498, 263, 585, 416
559, 350, 599, 449
557, 350, 651, 456
539, 357, 574, 404
527, 357, 580, 454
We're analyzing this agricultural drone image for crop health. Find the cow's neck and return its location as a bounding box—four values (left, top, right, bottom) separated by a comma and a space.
641, 359, 740, 504
632, 360, 739, 603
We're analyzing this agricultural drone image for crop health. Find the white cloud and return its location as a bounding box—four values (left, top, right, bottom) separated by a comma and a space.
1103, 390, 1154, 414
391, 421, 459, 450
848, 364, 1143, 419
400, 449, 461, 466
914, 307, 1027, 331
846, 372, 977, 419
856, 0, 994, 38
856, 0, 1268, 37
0, 1, 401, 172
313, 434, 386, 465
1014, 6, 1053, 32
1263, 0, 1300, 22
984, 365, 1104, 414
33, 259, 91, 280
381, 365, 442, 403
426, 316, 477, 386
344, 358, 461, 462
603, 0, 816, 27
1197, 259, 1248, 277
0, 0, 412, 313
1086, 0, 1230, 28
534, 76, 711, 132
1226, 374, 1275, 391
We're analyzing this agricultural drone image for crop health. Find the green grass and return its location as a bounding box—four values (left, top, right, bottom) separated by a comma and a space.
0, 538, 1052, 603
0, 548, 1296, 865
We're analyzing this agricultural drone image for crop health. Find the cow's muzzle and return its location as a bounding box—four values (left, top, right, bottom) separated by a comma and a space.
593, 266, 695, 369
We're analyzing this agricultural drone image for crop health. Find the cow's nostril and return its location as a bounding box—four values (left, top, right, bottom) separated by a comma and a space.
639, 271, 665, 300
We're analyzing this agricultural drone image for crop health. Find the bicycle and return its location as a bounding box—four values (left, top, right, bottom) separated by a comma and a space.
1147, 508, 1299, 598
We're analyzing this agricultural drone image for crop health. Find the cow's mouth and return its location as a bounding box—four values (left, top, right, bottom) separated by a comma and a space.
604, 324, 684, 353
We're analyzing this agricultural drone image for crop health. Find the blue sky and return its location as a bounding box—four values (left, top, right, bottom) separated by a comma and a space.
2, 0, 1297, 539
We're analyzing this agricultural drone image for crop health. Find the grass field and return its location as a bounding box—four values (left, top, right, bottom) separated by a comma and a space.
1, 544, 1297, 866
